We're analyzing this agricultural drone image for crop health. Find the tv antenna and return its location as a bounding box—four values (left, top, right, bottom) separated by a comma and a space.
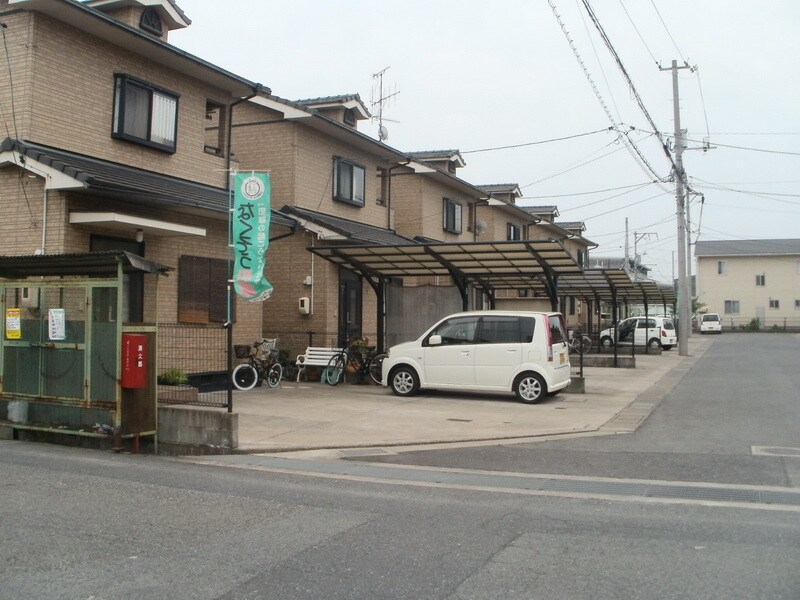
371, 66, 399, 142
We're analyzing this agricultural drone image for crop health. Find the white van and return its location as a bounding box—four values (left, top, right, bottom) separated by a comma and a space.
700, 313, 722, 334
382, 311, 571, 404
599, 315, 677, 350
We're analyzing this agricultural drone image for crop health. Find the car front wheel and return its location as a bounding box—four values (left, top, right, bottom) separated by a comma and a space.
600, 336, 614, 349
514, 372, 547, 404
390, 366, 420, 397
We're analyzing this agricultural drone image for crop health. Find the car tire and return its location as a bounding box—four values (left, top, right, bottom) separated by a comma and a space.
600, 336, 614, 349
662, 345, 672, 351
514, 372, 547, 404
647, 338, 662, 350
389, 366, 419, 397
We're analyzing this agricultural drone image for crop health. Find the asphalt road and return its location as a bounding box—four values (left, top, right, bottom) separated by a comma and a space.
361, 332, 800, 487
1, 333, 798, 599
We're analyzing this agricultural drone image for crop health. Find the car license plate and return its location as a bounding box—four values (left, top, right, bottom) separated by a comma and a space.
559, 353, 565, 364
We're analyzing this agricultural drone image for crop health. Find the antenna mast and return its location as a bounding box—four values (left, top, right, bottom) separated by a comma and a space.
371, 66, 399, 141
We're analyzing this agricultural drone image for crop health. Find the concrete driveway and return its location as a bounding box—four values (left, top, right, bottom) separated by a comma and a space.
226, 337, 712, 454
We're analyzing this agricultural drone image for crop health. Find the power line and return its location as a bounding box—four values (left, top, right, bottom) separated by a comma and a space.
581, 190, 670, 221
520, 137, 625, 189
618, 0, 658, 65
559, 182, 653, 212
521, 181, 653, 199
547, 1, 670, 184
461, 127, 611, 154
649, 0, 687, 63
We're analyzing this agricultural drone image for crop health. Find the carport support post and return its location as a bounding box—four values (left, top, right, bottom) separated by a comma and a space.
377, 277, 386, 352
612, 295, 619, 368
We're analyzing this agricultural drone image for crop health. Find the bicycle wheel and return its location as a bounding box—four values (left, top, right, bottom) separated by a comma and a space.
579, 335, 593, 354
325, 353, 346, 386
266, 363, 282, 388
232, 363, 258, 391
368, 353, 388, 385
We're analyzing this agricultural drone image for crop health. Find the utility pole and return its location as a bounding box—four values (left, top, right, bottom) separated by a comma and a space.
624, 217, 630, 269
660, 59, 693, 356
633, 231, 657, 272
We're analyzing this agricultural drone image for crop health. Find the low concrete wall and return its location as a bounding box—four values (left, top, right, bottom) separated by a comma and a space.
582, 355, 637, 368
157, 407, 238, 455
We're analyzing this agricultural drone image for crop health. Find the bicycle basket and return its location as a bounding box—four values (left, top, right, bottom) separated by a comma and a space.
234, 345, 252, 359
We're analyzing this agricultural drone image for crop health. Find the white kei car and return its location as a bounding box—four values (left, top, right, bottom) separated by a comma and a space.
381, 311, 571, 404
599, 315, 677, 350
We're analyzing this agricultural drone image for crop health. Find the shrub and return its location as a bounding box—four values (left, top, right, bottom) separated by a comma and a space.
157, 368, 188, 386
746, 318, 760, 331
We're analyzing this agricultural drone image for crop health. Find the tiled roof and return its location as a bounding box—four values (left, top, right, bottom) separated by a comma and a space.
521, 205, 559, 214
555, 221, 586, 231
694, 239, 800, 256
477, 184, 521, 194
0, 138, 298, 228
409, 150, 463, 160
280, 205, 415, 245
295, 94, 363, 105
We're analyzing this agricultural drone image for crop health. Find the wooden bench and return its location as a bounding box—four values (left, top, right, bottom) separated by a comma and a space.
295, 346, 344, 382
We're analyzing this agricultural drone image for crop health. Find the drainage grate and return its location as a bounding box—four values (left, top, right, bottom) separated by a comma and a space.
446, 418, 473, 423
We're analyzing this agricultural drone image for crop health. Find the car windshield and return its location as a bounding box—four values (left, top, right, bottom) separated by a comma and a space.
703, 314, 719, 322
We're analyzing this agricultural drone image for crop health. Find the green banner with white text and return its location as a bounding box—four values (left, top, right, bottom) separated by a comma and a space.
233, 172, 273, 301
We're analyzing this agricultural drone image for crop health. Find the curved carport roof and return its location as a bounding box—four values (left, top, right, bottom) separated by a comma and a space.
310, 238, 583, 307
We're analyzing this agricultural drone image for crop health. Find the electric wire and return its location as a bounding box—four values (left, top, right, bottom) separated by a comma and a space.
547, 0, 670, 185
460, 128, 611, 154
580, 190, 670, 221
649, 0, 687, 63
694, 67, 711, 143
618, 0, 659, 65
579, 0, 679, 177
519, 137, 626, 189
577, 0, 623, 122
558, 182, 653, 212
521, 181, 653, 199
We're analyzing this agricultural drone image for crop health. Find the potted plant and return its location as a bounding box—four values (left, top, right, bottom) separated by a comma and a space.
157, 368, 198, 403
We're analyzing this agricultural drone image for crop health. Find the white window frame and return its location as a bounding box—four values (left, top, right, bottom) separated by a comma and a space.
717, 260, 727, 275
769, 298, 780, 310
756, 273, 766, 286
333, 157, 366, 207
443, 198, 462, 234
112, 74, 178, 153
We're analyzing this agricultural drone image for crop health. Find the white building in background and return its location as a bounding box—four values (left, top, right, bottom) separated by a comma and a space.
695, 239, 800, 329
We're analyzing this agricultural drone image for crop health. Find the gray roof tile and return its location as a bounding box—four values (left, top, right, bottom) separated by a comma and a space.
694, 239, 800, 256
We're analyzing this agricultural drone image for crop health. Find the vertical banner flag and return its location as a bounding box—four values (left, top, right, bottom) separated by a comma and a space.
233, 172, 273, 301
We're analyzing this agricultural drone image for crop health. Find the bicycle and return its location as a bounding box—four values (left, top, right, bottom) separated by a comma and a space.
232, 338, 283, 390
567, 328, 593, 355
325, 342, 388, 386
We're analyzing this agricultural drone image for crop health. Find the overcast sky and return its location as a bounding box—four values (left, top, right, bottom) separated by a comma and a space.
171, 0, 800, 285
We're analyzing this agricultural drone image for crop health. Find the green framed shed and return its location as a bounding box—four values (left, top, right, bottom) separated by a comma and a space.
0, 251, 171, 451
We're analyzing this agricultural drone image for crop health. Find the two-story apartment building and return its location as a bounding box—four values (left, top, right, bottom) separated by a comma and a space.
695, 239, 800, 329
0, 0, 302, 376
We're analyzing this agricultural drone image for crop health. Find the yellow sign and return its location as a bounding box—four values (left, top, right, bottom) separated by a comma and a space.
6, 308, 21, 339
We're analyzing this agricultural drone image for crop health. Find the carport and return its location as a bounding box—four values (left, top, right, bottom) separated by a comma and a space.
309, 236, 677, 362
309, 239, 583, 351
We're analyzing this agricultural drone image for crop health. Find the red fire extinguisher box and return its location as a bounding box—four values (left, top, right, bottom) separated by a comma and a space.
121, 333, 148, 388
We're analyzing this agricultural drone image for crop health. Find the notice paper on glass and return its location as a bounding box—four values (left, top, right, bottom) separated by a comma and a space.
48, 309, 66, 341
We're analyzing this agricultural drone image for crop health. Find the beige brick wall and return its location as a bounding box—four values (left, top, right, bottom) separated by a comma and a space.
392, 175, 476, 242
16, 13, 234, 188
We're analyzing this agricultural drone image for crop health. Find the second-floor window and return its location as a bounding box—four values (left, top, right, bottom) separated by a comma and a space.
756, 274, 766, 286
443, 198, 462, 234
577, 248, 586, 269
507, 223, 521, 240
724, 300, 740, 314
769, 298, 780, 309
717, 260, 727, 275
113, 74, 178, 153
333, 158, 366, 206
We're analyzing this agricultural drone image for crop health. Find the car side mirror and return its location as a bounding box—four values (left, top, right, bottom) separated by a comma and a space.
428, 334, 442, 346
